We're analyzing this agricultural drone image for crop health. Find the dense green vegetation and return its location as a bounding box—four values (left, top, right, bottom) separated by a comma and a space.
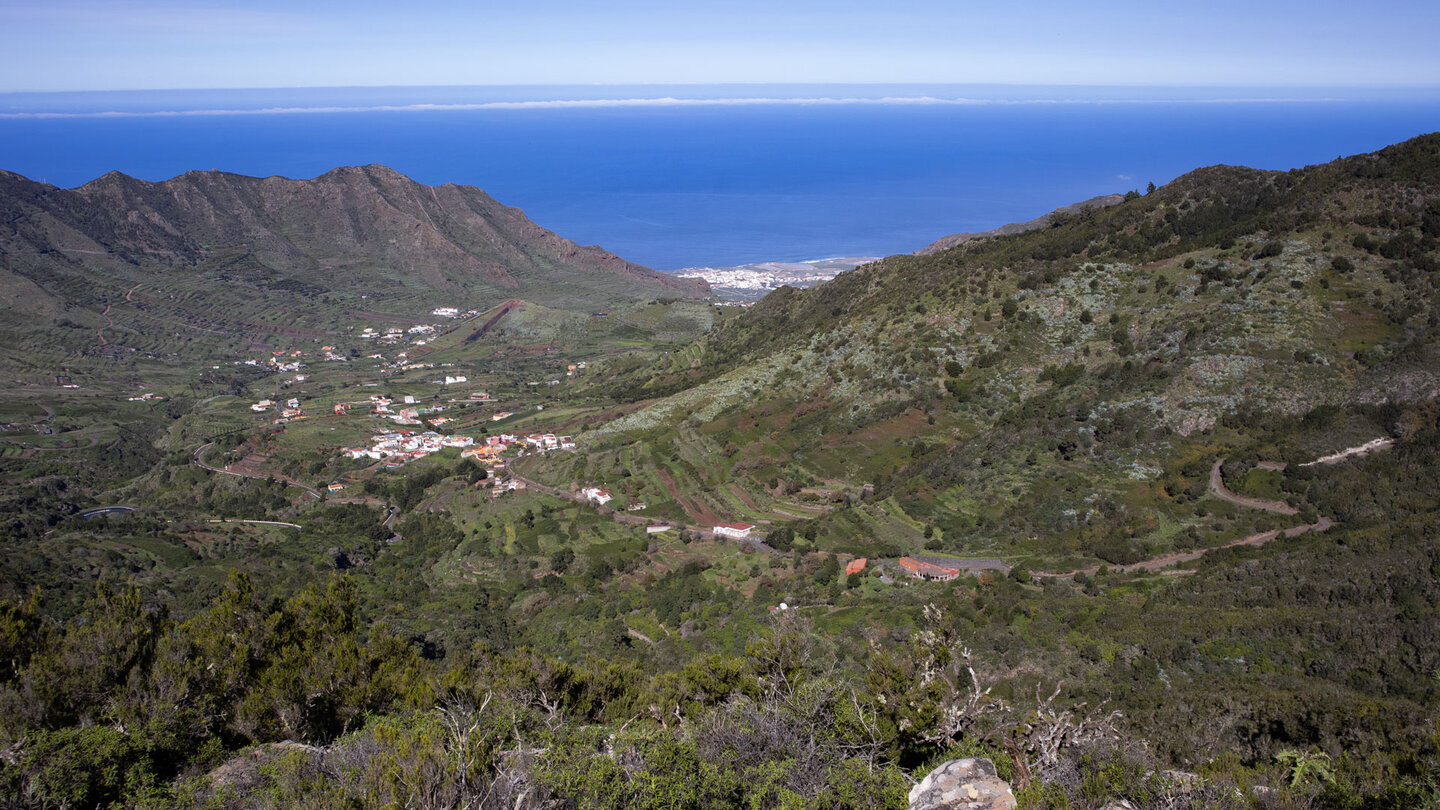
1, 136, 1439, 806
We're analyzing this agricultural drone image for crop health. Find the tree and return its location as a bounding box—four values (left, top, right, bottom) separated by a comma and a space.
911, 604, 1009, 746
550, 548, 575, 574
1014, 683, 1122, 780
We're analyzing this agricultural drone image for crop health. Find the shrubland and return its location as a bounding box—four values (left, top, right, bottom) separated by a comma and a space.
1, 137, 1439, 806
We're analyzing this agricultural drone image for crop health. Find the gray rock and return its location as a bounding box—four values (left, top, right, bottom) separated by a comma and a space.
909, 758, 1018, 810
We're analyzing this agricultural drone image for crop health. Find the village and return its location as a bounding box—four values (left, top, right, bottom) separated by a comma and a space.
216, 317, 1014, 596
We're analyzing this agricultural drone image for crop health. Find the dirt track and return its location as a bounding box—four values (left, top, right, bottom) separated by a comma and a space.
1034, 457, 1331, 579
1034, 516, 1332, 580
1207, 459, 1297, 514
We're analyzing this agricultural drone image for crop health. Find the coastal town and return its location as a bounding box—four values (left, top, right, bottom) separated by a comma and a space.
672, 256, 878, 300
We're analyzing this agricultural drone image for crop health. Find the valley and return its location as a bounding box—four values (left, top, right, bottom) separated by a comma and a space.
1, 137, 1438, 808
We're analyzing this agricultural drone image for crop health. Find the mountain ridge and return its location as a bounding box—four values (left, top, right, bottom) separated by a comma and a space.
0, 163, 708, 313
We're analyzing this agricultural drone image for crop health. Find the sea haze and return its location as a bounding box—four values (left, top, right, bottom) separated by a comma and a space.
2, 85, 1437, 270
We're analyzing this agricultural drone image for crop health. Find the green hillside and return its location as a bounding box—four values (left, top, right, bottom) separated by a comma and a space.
528, 134, 1440, 570
1, 138, 1438, 808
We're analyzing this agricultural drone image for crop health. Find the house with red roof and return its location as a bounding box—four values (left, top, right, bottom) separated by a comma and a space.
713, 522, 756, 540
897, 557, 961, 582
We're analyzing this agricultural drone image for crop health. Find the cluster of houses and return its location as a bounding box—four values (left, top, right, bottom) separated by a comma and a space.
361, 349, 476, 385
358, 325, 439, 346
431, 307, 481, 319
250, 397, 306, 420
461, 434, 521, 465
342, 430, 474, 464
524, 433, 576, 453
366, 394, 451, 426
490, 477, 527, 497
238, 354, 305, 374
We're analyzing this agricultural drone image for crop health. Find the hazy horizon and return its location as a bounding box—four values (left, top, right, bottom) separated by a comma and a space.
4, 82, 1439, 119
3, 1, 1438, 92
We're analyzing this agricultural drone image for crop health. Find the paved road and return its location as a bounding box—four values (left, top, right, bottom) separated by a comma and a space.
81, 505, 137, 518
208, 518, 302, 529
192, 442, 322, 500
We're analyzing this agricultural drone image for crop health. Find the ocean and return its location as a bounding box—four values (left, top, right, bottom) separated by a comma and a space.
2, 85, 1437, 270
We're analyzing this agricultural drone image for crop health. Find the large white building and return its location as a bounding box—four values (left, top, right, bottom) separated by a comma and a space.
713, 522, 756, 540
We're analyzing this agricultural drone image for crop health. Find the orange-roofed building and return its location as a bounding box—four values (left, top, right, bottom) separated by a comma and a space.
845, 558, 867, 576
897, 556, 961, 582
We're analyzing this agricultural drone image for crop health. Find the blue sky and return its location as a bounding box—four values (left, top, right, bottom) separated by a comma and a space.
2, 0, 1438, 92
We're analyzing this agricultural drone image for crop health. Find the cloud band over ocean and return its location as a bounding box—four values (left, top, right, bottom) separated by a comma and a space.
0, 94, 1346, 120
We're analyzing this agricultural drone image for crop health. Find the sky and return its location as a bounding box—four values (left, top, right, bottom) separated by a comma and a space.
1, 0, 1439, 93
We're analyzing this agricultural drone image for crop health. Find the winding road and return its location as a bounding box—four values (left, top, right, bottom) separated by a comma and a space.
94, 284, 141, 347
192, 442, 322, 500
1207, 459, 1298, 515
1034, 457, 1333, 579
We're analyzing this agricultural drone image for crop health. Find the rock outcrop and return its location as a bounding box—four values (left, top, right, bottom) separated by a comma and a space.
908, 758, 1018, 810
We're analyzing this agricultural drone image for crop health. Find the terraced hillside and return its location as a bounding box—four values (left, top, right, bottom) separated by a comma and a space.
524, 133, 1440, 571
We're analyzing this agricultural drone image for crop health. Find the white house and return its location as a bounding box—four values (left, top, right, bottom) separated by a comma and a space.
581, 487, 613, 506
713, 522, 756, 540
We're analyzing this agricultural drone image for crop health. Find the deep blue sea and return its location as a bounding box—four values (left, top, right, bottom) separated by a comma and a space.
2, 85, 1437, 270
